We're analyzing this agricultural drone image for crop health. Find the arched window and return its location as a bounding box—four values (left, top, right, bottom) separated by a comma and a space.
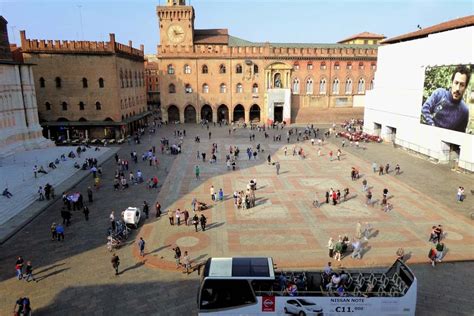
185, 84, 193, 93
120, 69, 124, 88
369, 78, 374, 90
347, 62, 352, 70
293, 62, 299, 70
184, 64, 191, 74
169, 84, 176, 94
134, 71, 138, 86
307, 62, 313, 70
345, 78, 352, 94
359, 62, 364, 70
320, 62, 327, 70
332, 78, 340, 94
319, 79, 326, 94
236, 64, 242, 74
202, 64, 208, 74
39, 77, 45, 88
96, 102, 102, 110
61, 101, 68, 111
253, 64, 259, 74
371, 63, 376, 70
334, 62, 340, 70
306, 78, 313, 94
55, 77, 62, 88
45, 102, 51, 110
167, 64, 175, 75
236, 83, 243, 93
120, 100, 123, 109
220, 83, 227, 93
252, 83, 259, 93
125, 71, 129, 87
99, 78, 104, 88
219, 64, 226, 74
82, 78, 88, 88
358, 78, 366, 94
79, 101, 85, 110
129, 70, 133, 87
292, 78, 300, 94
202, 83, 209, 93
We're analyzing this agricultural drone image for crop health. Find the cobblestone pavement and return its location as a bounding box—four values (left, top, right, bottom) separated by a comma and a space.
0, 123, 472, 315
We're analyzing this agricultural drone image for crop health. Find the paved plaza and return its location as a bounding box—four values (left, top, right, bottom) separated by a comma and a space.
0, 123, 472, 315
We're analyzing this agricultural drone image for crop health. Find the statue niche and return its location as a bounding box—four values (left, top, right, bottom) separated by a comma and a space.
274, 73, 282, 88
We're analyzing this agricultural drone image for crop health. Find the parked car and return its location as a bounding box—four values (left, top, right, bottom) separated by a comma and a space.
284, 299, 323, 316
122, 207, 142, 229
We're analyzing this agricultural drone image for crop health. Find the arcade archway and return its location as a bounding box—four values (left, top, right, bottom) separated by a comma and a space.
167, 105, 180, 123
217, 104, 229, 123
184, 105, 196, 123
233, 104, 245, 122
201, 104, 213, 122
249, 104, 260, 122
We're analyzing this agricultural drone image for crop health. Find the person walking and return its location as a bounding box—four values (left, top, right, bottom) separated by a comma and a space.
143, 201, 149, 219
192, 214, 199, 232
50, 222, 57, 241
435, 242, 445, 262
372, 162, 377, 173
351, 239, 362, 260
168, 209, 174, 225
334, 238, 343, 262
110, 211, 116, 231
15, 256, 24, 280
24, 261, 36, 282
155, 202, 161, 218
138, 237, 146, 257
327, 238, 335, 258
275, 161, 280, 175
267, 154, 271, 165
210, 186, 215, 201
184, 209, 190, 226
56, 224, 65, 241
173, 246, 182, 268
195, 165, 200, 180
200, 214, 207, 232
87, 186, 93, 203
111, 253, 120, 275
38, 186, 45, 201
176, 209, 181, 226
395, 164, 401, 175
83, 206, 89, 221
356, 222, 362, 239
183, 251, 191, 274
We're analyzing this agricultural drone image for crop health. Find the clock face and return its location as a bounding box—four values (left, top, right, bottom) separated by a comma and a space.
167, 24, 185, 44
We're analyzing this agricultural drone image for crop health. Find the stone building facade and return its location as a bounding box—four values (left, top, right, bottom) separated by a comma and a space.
144, 54, 160, 112
156, 0, 381, 124
20, 32, 148, 141
0, 16, 52, 157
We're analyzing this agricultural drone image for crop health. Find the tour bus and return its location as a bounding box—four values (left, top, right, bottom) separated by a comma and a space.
198, 257, 417, 315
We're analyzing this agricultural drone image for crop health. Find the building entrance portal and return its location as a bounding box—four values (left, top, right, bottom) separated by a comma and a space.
274, 106, 283, 122
201, 104, 212, 122
249, 104, 260, 122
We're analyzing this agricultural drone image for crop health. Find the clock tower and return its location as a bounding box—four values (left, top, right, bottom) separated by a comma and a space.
157, 0, 195, 46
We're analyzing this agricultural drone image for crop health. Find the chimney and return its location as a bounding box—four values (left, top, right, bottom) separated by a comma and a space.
140, 44, 144, 51
128, 40, 132, 47
109, 33, 116, 45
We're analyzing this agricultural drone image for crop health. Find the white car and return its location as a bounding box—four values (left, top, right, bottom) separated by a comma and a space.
284, 299, 323, 316
122, 207, 142, 229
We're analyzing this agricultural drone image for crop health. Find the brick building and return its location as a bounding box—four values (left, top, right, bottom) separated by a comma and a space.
0, 16, 52, 156
20, 31, 148, 141
157, 0, 382, 124
144, 54, 160, 112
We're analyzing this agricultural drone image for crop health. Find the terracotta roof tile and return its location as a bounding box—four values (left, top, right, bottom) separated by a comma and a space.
338, 32, 385, 43
382, 15, 474, 44
194, 29, 229, 44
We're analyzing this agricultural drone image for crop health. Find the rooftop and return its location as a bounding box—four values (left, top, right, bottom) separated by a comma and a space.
338, 32, 386, 43
382, 15, 474, 44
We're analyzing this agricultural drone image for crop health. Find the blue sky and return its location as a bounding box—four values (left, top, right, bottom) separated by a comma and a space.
1, 0, 472, 54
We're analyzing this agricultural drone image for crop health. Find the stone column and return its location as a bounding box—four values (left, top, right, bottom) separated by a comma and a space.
212, 108, 218, 123
85, 129, 89, 139
66, 129, 70, 141
179, 110, 185, 124
47, 128, 51, 139
244, 107, 249, 123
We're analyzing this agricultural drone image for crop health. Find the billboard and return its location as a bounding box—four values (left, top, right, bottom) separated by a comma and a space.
420, 64, 473, 133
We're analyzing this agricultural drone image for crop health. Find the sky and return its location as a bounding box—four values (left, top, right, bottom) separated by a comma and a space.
1, 0, 472, 54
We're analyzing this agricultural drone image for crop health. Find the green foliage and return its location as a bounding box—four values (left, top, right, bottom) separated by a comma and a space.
422, 66, 455, 104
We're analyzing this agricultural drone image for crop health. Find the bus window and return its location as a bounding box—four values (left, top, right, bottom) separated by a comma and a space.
200, 279, 256, 310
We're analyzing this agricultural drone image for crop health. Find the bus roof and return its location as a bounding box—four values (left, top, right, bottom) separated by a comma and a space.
203, 257, 275, 279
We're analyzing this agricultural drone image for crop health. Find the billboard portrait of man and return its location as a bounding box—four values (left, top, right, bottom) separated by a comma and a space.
421, 64, 472, 133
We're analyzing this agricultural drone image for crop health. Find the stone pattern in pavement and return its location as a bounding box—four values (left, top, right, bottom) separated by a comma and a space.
0, 124, 472, 315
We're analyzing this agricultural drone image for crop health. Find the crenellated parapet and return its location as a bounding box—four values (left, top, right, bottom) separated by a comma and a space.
20, 31, 144, 60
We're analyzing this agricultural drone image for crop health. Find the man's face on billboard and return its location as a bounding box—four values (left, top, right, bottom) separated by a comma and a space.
451, 72, 468, 101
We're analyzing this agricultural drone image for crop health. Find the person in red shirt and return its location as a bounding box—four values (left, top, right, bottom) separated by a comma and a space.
332, 191, 338, 205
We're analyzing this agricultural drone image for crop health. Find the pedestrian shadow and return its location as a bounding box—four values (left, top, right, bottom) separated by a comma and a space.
369, 230, 379, 239
192, 253, 208, 262
402, 251, 412, 262
254, 197, 268, 206
279, 171, 289, 175
206, 222, 225, 230
147, 244, 171, 255
387, 195, 395, 200
34, 262, 66, 275
119, 260, 147, 275
396, 171, 404, 175
36, 267, 70, 282
360, 245, 372, 259
344, 194, 358, 202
